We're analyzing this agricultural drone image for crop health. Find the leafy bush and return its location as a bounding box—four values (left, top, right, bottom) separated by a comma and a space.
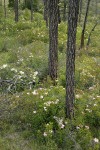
0, 64, 39, 93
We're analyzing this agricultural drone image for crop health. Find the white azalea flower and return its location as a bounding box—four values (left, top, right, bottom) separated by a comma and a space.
33, 111, 36, 114
94, 104, 97, 106
27, 92, 30, 95
19, 71, 24, 75
76, 94, 80, 98
61, 124, 65, 129
97, 95, 100, 98
34, 71, 38, 76
11, 68, 17, 72
93, 138, 99, 143
40, 95, 44, 99
85, 126, 89, 129
1, 64, 8, 69
76, 126, 80, 129
32, 90, 38, 95
44, 107, 47, 111
43, 132, 47, 137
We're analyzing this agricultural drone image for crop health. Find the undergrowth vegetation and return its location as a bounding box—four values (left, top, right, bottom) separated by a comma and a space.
0, 5, 100, 150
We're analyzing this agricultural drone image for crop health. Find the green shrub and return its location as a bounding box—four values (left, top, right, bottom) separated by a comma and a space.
0, 64, 39, 93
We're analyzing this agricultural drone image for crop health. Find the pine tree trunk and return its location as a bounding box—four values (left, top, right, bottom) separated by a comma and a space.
43, 0, 49, 27
24, 0, 26, 8
14, 0, 18, 22
80, 0, 91, 49
63, 0, 67, 21
30, 0, 33, 21
87, 22, 98, 47
66, 0, 79, 119
4, 0, 6, 18
78, 0, 82, 23
58, 0, 61, 23
49, 0, 58, 84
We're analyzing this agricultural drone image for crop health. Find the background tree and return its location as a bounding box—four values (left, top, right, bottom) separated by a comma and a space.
4, 0, 6, 18
43, 0, 49, 27
80, 0, 91, 49
30, 0, 33, 21
58, 0, 61, 23
86, 21, 98, 47
14, 0, 18, 22
63, 0, 67, 21
95, 0, 98, 16
78, 0, 82, 23
0, 0, 2, 6
48, 0, 59, 84
66, 0, 79, 119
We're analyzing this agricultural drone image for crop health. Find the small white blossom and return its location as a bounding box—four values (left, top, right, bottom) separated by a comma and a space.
76, 94, 80, 98
33, 76, 36, 79
18, 75, 22, 79
61, 124, 65, 129
53, 116, 64, 129
94, 104, 97, 106
11, 68, 17, 72
16, 95, 19, 98
19, 71, 24, 75
49, 130, 53, 133
29, 55, 33, 58
39, 88, 43, 90
33, 111, 36, 114
55, 99, 59, 104
44, 92, 48, 95
27, 92, 30, 95
34, 71, 38, 76
85, 109, 92, 113
82, 111, 85, 114
1, 64, 8, 69
89, 86, 94, 90
19, 58, 23, 62
97, 95, 100, 98
40, 95, 44, 99
32, 90, 38, 95
93, 138, 99, 143
43, 132, 47, 137
85, 126, 89, 129
44, 107, 47, 111
76, 126, 80, 130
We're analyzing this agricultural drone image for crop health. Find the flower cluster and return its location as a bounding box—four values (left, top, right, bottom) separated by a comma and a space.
53, 116, 65, 129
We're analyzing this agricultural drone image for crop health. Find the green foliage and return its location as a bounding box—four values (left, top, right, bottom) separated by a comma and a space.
1, 85, 100, 149
0, 4, 100, 150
